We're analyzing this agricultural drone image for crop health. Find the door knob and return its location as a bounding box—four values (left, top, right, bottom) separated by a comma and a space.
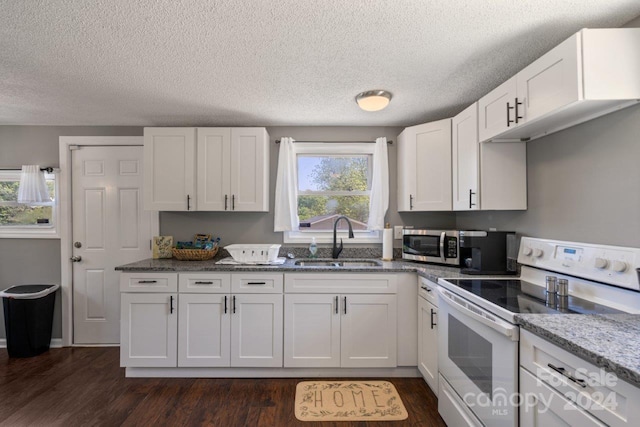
70, 256, 82, 262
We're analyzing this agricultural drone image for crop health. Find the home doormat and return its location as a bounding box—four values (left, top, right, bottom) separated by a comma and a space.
294, 381, 408, 421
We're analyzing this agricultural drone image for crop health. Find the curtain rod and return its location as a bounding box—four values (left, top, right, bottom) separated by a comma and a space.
275, 139, 392, 144
0, 167, 55, 172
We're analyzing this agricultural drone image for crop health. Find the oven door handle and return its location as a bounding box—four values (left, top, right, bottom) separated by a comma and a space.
438, 288, 519, 341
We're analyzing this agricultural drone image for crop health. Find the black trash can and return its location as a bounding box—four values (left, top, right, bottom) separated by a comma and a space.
1, 284, 59, 358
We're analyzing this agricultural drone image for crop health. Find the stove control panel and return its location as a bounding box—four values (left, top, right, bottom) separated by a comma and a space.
518, 237, 640, 291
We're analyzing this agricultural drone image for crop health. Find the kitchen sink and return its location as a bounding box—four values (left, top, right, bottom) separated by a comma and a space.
294, 259, 382, 267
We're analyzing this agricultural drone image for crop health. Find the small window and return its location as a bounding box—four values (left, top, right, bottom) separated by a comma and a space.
0, 171, 59, 238
285, 143, 380, 243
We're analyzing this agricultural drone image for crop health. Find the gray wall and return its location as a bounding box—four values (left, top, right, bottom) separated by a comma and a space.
160, 126, 457, 245
455, 104, 640, 247
0, 126, 142, 339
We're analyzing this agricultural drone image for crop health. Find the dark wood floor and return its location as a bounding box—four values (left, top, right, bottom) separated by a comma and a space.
0, 347, 446, 426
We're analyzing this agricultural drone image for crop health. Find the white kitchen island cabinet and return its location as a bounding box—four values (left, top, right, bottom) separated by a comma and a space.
452, 102, 527, 211
144, 127, 269, 211
397, 118, 452, 212
479, 28, 640, 143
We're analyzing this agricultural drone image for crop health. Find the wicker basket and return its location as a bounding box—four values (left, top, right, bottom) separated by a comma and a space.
172, 246, 218, 261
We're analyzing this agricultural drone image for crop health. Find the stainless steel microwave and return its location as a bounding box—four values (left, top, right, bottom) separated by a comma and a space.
402, 229, 460, 266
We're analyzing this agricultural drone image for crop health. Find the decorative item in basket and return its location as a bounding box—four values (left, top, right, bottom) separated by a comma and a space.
172, 235, 221, 261
224, 244, 281, 263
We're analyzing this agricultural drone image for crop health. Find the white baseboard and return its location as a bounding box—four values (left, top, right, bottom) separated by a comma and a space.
126, 366, 421, 378
0, 338, 63, 348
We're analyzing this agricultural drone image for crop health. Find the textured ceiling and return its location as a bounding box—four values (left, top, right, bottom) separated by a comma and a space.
1, 0, 639, 127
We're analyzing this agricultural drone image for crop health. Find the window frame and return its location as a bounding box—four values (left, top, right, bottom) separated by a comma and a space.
0, 170, 60, 239
284, 142, 381, 244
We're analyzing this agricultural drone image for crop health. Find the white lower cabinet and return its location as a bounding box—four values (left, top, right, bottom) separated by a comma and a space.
120, 293, 178, 367
284, 293, 396, 368
418, 295, 438, 394
520, 368, 605, 427
178, 293, 230, 367
230, 293, 283, 367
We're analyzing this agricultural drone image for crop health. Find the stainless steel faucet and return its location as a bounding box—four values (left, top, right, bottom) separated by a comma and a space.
332, 216, 354, 259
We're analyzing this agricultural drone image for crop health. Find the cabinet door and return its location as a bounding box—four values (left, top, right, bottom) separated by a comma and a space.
517, 33, 580, 124
479, 141, 527, 210
396, 129, 413, 212
520, 368, 606, 427
229, 128, 269, 211
452, 103, 479, 211
196, 128, 231, 211
143, 128, 196, 211
478, 77, 518, 142
284, 294, 341, 368
230, 294, 283, 367
418, 297, 438, 395
178, 293, 230, 367
120, 293, 177, 367
341, 294, 397, 368
408, 119, 453, 211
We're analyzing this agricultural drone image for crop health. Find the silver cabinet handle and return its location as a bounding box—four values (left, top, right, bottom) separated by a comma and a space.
547, 363, 587, 388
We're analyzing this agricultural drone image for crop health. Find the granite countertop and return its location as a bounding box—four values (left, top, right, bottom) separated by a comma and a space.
115, 257, 465, 282
516, 313, 640, 388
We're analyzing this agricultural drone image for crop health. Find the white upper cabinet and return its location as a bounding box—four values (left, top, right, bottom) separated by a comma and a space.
397, 118, 452, 212
144, 127, 269, 211
452, 103, 480, 211
196, 128, 231, 211
453, 103, 527, 211
479, 28, 640, 142
229, 128, 269, 212
144, 128, 196, 211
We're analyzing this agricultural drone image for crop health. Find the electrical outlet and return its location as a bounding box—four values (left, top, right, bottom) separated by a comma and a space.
394, 226, 403, 240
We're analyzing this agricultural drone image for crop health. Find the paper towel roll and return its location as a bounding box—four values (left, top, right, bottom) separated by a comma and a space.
382, 228, 393, 260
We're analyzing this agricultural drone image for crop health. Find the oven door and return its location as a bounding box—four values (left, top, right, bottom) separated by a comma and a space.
437, 288, 519, 427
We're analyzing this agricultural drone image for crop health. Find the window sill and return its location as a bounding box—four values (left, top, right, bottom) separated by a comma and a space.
0, 228, 60, 239
284, 230, 382, 244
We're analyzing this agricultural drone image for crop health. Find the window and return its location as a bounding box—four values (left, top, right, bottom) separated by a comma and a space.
285, 143, 380, 243
0, 171, 59, 238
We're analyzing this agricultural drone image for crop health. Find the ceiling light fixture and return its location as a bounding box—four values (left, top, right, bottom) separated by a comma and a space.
355, 90, 392, 112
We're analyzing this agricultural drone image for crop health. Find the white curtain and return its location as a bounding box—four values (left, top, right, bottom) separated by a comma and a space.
367, 137, 389, 230
17, 165, 50, 203
274, 137, 300, 231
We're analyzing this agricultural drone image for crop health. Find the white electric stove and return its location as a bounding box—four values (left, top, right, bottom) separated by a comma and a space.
436, 237, 640, 427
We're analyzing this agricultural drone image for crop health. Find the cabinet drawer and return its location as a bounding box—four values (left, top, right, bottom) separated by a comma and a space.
418, 277, 438, 306
178, 273, 231, 293
120, 273, 177, 292
285, 273, 397, 294
231, 273, 283, 293
520, 330, 640, 427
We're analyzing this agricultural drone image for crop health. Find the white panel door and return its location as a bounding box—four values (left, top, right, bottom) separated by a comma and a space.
229, 128, 269, 211
517, 33, 581, 124
478, 76, 518, 142
412, 119, 452, 211
196, 128, 231, 211
284, 294, 341, 368
143, 127, 196, 211
341, 294, 397, 368
178, 293, 230, 367
230, 294, 283, 367
72, 145, 156, 344
452, 103, 479, 211
120, 293, 177, 367
418, 297, 438, 395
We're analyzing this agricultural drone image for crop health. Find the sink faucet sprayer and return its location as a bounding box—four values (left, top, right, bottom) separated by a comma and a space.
332, 216, 354, 259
